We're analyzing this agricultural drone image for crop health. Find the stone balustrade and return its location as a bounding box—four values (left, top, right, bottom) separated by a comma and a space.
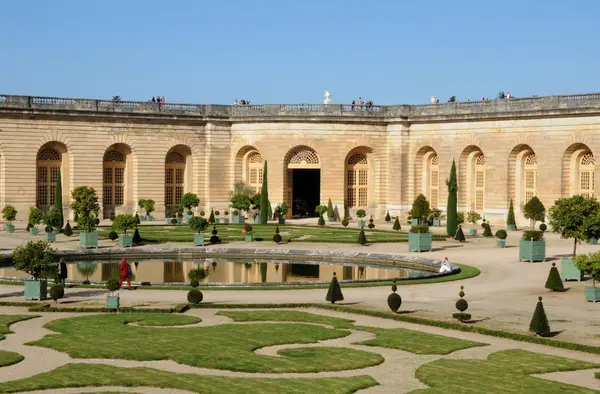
1, 92, 600, 120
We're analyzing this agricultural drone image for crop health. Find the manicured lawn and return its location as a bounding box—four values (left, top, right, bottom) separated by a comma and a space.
0, 316, 38, 340
217, 310, 356, 329
412, 349, 600, 393
0, 363, 378, 393
28, 314, 383, 373
355, 326, 487, 355
100, 223, 446, 244
0, 351, 23, 367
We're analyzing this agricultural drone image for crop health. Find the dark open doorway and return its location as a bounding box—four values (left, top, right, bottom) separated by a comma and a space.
292, 169, 320, 217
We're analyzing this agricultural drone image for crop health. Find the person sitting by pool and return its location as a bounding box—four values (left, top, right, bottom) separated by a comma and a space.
439, 257, 452, 273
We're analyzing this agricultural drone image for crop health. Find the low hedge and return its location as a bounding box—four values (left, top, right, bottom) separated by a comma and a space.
28, 304, 190, 314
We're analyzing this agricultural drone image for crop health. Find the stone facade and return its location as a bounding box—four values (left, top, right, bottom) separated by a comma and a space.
1, 93, 600, 225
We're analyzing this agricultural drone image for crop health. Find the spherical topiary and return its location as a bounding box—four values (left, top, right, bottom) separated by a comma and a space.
200, 211, 206, 217
495, 229, 507, 240
273, 225, 282, 243
49, 285, 64, 302
387, 280, 402, 312
539, 223, 547, 232
106, 279, 120, 292
210, 225, 220, 244
190, 279, 200, 288
82, 280, 91, 285
187, 289, 204, 304
367, 216, 375, 229
452, 285, 471, 322
341, 218, 349, 227
95, 218, 101, 226
108, 231, 118, 241
455, 298, 468, 312
171, 218, 178, 225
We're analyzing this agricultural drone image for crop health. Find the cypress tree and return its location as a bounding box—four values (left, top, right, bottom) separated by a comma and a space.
325, 272, 344, 304
545, 263, 565, 291
454, 225, 466, 242
259, 160, 269, 224
507, 199, 516, 229
327, 198, 334, 218
54, 168, 64, 229
393, 217, 401, 231
529, 296, 551, 336
132, 227, 141, 244
357, 229, 367, 245
446, 159, 458, 237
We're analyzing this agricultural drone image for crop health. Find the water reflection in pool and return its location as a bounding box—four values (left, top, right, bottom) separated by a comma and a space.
0, 259, 433, 285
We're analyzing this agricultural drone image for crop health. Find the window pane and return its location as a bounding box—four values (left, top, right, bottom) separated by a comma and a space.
358, 170, 368, 186
347, 188, 355, 208
347, 170, 355, 186
476, 171, 484, 188
358, 188, 367, 206
114, 168, 124, 184
175, 168, 184, 184
103, 186, 113, 205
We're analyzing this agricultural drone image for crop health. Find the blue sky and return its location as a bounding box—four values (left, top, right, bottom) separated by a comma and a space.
1, 0, 598, 104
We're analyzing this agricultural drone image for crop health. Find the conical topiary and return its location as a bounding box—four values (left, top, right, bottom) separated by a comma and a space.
63, 221, 73, 237
210, 225, 220, 243
325, 272, 344, 304
327, 198, 334, 219
529, 296, 551, 336
273, 225, 282, 243
209, 209, 215, 224
358, 229, 367, 245
452, 286, 471, 322
318, 215, 325, 227
385, 211, 391, 222
132, 227, 141, 244
454, 225, 466, 242
135, 213, 140, 225
507, 199, 516, 229
483, 223, 493, 237
393, 217, 401, 231
387, 280, 402, 312
545, 263, 565, 292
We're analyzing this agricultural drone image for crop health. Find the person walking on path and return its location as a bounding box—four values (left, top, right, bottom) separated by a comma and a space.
58, 258, 68, 287
119, 257, 132, 290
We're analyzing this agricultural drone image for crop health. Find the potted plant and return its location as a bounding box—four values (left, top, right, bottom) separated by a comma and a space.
105, 278, 120, 310
573, 251, 600, 302
28, 207, 43, 235
495, 229, 507, 248
222, 210, 230, 224
315, 205, 327, 226
519, 230, 545, 262
12, 240, 56, 300
42, 208, 60, 243
180, 193, 200, 223
140, 199, 155, 221
176, 205, 184, 224
327, 198, 335, 222
70, 186, 100, 248
430, 208, 442, 227
274, 203, 288, 225
189, 216, 208, 246
408, 224, 433, 252
113, 213, 137, 247
230, 194, 251, 224
243, 223, 253, 242
2, 205, 17, 233
356, 209, 367, 228
410, 194, 431, 226
467, 210, 481, 236
548, 195, 600, 281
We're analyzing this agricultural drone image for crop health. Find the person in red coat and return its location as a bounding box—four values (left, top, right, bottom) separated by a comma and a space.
119, 257, 132, 290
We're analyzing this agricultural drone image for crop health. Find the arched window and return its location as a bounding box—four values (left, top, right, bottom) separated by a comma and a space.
165, 151, 185, 214
288, 148, 320, 168
580, 153, 595, 197
247, 152, 263, 192
103, 150, 126, 216
429, 154, 439, 208
36, 148, 61, 210
346, 154, 368, 208
474, 155, 485, 211
524, 153, 537, 202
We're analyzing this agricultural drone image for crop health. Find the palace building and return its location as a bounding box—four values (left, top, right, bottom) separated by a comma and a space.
0, 93, 599, 225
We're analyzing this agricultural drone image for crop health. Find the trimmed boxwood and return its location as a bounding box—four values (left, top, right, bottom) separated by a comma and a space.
522, 230, 544, 241
410, 224, 430, 233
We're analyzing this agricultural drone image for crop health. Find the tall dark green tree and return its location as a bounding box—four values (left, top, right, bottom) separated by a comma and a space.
259, 160, 269, 224
54, 168, 64, 229
446, 159, 458, 237
507, 199, 516, 228
529, 296, 551, 336
325, 272, 344, 303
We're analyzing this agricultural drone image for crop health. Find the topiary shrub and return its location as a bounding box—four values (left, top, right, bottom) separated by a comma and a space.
63, 221, 73, 237
188, 268, 207, 282
524, 196, 546, 229
106, 278, 120, 294
200, 211, 206, 217
367, 216, 375, 229
273, 225, 282, 243
135, 213, 140, 225
522, 230, 544, 241
132, 227, 141, 244
325, 272, 344, 304
108, 231, 118, 241
208, 209, 216, 224
483, 223, 493, 237
410, 225, 429, 233
545, 263, 565, 292
452, 286, 471, 322
385, 211, 391, 222
190, 279, 200, 288
387, 280, 402, 312
210, 225, 220, 244
539, 223, 547, 232
341, 218, 349, 227
357, 229, 367, 245
171, 218, 178, 225
507, 198, 516, 228
393, 217, 401, 231
529, 296, 551, 336
187, 289, 204, 304
495, 229, 507, 240
410, 193, 431, 224
109, 211, 116, 222
82, 280, 91, 285
49, 284, 64, 303
457, 211, 465, 225
318, 215, 325, 227
243, 223, 253, 233
454, 225, 466, 242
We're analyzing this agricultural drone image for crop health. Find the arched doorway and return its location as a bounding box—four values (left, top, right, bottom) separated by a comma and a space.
284, 146, 320, 218
36, 146, 62, 211
165, 151, 186, 217
102, 149, 127, 219
345, 153, 369, 210
562, 144, 595, 197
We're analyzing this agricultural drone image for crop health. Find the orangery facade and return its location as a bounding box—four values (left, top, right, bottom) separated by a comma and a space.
1, 92, 600, 225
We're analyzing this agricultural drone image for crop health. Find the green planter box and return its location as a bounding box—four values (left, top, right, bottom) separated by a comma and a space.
254, 216, 262, 224
358, 219, 366, 228
185, 213, 193, 223
44, 232, 56, 243
278, 217, 286, 225
221, 218, 230, 224
432, 218, 441, 227
469, 229, 477, 236
106, 295, 120, 310
24, 279, 47, 300
328, 216, 335, 223
194, 234, 204, 246
497, 239, 506, 248
139, 215, 146, 221
518, 239, 546, 262
145, 215, 154, 222
177, 217, 183, 225
216, 218, 221, 224
166, 218, 173, 225
585, 287, 600, 302
411, 218, 420, 225
408, 232, 432, 252
6, 224, 14, 233
560, 256, 582, 281
119, 234, 133, 247
245, 233, 253, 242
507, 224, 517, 231
587, 238, 598, 245
79, 231, 98, 249
29, 227, 39, 235
232, 215, 244, 224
